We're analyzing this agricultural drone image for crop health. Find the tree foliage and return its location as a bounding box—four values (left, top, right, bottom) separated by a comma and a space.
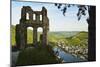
54, 3, 88, 20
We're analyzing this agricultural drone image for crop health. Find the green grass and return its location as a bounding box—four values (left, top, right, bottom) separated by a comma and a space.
11, 25, 16, 46
16, 45, 60, 65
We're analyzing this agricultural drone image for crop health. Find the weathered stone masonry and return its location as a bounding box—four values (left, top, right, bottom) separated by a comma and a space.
15, 6, 49, 49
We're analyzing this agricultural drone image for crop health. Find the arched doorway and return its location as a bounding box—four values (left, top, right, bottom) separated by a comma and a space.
37, 27, 43, 44
27, 27, 33, 45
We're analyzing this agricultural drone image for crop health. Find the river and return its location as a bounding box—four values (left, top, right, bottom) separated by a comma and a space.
53, 46, 86, 63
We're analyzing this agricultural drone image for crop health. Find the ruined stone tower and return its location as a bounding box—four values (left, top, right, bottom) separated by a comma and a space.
15, 6, 49, 49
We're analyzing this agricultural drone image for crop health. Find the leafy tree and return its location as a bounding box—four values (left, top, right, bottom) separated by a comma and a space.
54, 3, 96, 61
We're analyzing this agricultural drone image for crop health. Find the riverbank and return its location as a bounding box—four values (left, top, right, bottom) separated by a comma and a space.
53, 46, 85, 63
57, 44, 88, 60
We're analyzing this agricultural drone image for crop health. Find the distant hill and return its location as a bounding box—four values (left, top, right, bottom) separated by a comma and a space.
48, 31, 79, 38
11, 25, 88, 47
66, 31, 88, 47
73, 31, 88, 40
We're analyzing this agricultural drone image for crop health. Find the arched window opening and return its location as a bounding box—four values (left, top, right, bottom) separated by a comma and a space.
33, 14, 36, 20
40, 15, 42, 21
26, 13, 29, 20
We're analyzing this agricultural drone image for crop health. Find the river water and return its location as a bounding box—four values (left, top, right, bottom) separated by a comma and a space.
53, 47, 86, 63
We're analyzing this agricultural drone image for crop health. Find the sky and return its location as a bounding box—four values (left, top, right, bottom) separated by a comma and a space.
12, 1, 88, 32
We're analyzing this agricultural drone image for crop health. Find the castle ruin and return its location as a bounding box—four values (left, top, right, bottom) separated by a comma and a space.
15, 6, 49, 49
